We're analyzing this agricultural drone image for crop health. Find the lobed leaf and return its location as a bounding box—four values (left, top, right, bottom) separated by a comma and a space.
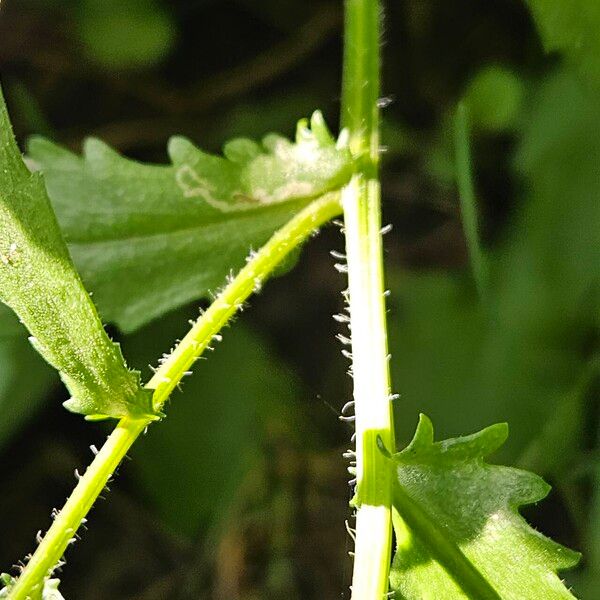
0, 85, 152, 419
28, 111, 351, 332
389, 415, 580, 599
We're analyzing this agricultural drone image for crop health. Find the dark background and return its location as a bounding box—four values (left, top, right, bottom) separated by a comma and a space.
0, 1, 598, 598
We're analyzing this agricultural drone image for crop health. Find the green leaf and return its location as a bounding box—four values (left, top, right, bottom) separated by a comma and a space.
28, 111, 351, 332
0, 85, 152, 419
389, 415, 580, 599
525, 0, 600, 84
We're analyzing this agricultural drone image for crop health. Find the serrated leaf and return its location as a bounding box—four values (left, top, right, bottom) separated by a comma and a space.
0, 85, 152, 419
525, 0, 600, 85
389, 415, 580, 599
29, 111, 351, 332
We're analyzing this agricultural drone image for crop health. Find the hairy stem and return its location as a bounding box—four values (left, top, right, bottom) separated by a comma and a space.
8, 194, 342, 600
454, 102, 487, 296
341, 1, 396, 598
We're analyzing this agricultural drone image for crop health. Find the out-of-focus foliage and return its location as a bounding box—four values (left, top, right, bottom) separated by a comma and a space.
426, 64, 524, 183
462, 65, 525, 132
525, 0, 600, 85
391, 68, 599, 463
0, 334, 54, 450
76, 0, 176, 70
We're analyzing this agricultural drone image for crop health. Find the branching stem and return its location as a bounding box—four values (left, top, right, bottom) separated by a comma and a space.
8, 193, 342, 600
341, 1, 396, 598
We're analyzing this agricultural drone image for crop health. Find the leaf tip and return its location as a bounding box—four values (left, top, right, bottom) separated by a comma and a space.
410, 413, 435, 449
310, 110, 333, 145
82, 137, 112, 160
167, 135, 193, 163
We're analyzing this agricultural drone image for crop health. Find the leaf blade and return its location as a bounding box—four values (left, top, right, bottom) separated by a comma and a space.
28, 112, 352, 332
0, 85, 152, 419
390, 415, 580, 599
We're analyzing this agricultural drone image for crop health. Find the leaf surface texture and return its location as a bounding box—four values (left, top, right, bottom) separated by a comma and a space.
390, 415, 579, 599
28, 112, 351, 332
0, 87, 151, 419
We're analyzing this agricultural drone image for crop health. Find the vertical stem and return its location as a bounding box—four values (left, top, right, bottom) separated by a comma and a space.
454, 102, 487, 296
341, 1, 395, 598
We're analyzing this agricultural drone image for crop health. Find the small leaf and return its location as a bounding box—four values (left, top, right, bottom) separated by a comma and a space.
29, 112, 351, 332
168, 110, 349, 210
390, 415, 580, 599
0, 85, 152, 419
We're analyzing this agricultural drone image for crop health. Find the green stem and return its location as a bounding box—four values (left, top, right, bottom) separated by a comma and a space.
8, 194, 342, 600
454, 102, 487, 296
341, 1, 395, 598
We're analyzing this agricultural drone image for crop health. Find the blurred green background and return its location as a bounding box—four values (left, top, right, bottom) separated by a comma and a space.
0, 1, 598, 598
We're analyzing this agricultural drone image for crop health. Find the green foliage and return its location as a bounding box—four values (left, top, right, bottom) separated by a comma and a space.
0, 305, 57, 450
492, 68, 599, 456
390, 415, 580, 599
525, 0, 600, 84
29, 111, 351, 332
0, 1, 595, 597
0, 303, 27, 337
0, 87, 152, 420
426, 65, 524, 184
388, 274, 491, 445
76, 0, 177, 70
391, 68, 599, 466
